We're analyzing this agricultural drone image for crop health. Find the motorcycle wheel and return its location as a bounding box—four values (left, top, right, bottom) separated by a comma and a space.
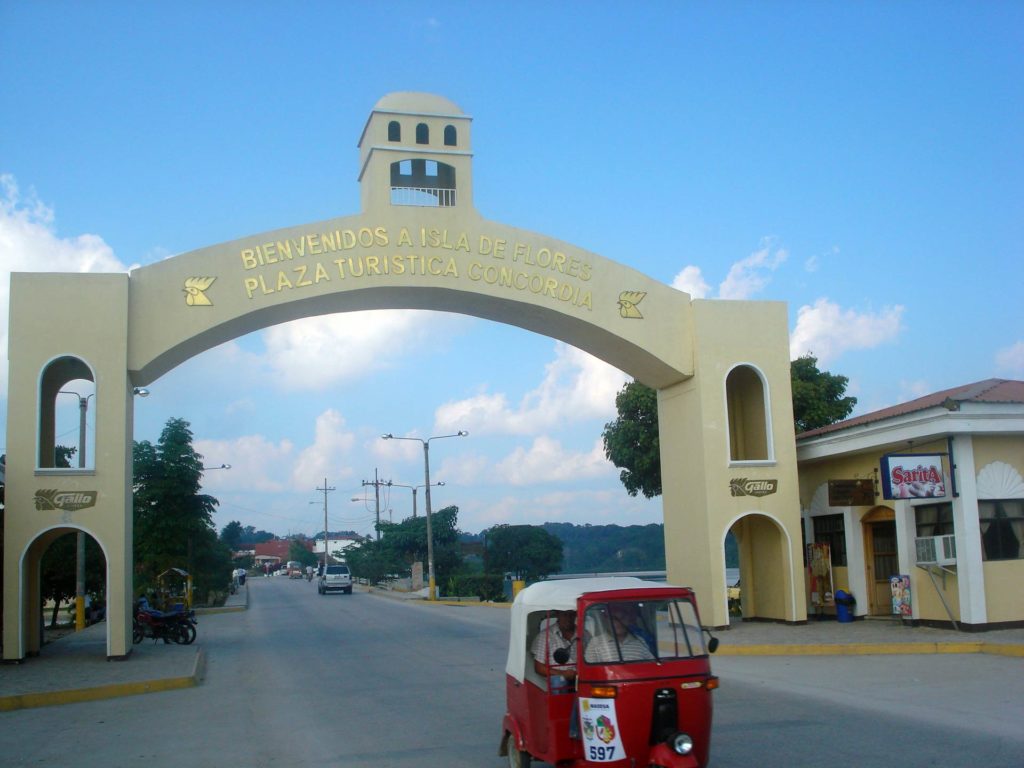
132, 620, 144, 644
178, 623, 197, 645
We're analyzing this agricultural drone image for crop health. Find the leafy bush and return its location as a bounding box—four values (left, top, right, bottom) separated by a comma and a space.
443, 574, 506, 601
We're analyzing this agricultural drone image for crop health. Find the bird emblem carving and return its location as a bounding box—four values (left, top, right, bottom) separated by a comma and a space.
617, 290, 647, 319
183, 276, 216, 306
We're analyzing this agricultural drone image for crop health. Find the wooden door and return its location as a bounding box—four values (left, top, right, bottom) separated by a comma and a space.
865, 521, 897, 615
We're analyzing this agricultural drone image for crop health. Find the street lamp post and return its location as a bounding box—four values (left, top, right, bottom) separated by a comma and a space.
386, 480, 445, 519
381, 431, 467, 600
58, 389, 94, 632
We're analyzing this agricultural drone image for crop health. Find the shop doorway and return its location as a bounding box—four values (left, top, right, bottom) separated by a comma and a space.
862, 507, 896, 616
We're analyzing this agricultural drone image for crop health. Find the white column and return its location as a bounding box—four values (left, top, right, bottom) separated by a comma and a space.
951, 435, 986, 624
845, 508, 869, 615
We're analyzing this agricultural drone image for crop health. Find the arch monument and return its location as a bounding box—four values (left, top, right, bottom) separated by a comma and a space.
3, 93, 805, 660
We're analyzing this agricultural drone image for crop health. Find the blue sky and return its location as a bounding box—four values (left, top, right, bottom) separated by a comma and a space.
2, 2, 1021, 539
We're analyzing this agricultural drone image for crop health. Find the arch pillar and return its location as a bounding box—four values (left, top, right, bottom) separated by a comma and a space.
3, 273, 135, 660
659, 299, 805, 627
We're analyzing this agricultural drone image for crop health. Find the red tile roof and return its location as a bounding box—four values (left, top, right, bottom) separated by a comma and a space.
797, 379, 1024, 439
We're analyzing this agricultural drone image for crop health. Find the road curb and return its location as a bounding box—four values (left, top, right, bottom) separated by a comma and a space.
0, 648, 205, 713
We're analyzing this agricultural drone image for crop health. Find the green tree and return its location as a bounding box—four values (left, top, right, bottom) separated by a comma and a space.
288, 538, 318, 568
601, 381, 661, 498
484, 524, 563, 582
220, 520, 243, 551
133, 418, 232, 601
790, 354, 857, 433
346, 506, 465, 585
602, 357, 856, 497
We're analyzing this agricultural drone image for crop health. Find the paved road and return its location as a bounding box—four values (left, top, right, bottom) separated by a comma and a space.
1, 578, 1021, 767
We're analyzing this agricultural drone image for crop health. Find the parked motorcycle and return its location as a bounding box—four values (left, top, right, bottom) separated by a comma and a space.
133, 598, 197, 645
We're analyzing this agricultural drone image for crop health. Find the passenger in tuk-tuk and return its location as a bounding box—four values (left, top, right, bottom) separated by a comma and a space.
531, 610, 578, 692
584, 602, 656, 662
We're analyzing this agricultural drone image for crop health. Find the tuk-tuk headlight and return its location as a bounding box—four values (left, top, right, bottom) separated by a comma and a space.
671, 732, 694, 755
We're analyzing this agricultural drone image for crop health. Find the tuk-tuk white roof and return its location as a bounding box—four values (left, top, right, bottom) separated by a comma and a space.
505, 577, 682, 682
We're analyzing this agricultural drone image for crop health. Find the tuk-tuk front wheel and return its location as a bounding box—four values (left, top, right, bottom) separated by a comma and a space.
507, 746, 531, 768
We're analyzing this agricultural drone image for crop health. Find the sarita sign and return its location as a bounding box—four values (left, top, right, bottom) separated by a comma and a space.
880, 454, 946, 500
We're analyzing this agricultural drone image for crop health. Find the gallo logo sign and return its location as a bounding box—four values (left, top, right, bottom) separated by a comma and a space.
729, 478, 779, 498
34, 489, 99, 512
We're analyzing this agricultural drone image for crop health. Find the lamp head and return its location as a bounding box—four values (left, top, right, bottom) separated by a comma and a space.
381, 433, 393, 440
458, 430, 468, 436
133, 387, 150, 397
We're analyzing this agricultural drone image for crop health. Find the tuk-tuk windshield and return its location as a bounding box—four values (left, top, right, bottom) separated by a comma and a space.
582, 598, 707, 664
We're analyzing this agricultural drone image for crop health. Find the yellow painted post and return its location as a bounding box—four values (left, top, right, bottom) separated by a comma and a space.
512, 580, 525, 598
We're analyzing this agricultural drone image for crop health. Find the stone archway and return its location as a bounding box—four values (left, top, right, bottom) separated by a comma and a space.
3, 93, 805, 660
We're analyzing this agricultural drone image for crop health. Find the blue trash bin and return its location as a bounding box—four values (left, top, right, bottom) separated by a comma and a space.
834, 590, 855, 622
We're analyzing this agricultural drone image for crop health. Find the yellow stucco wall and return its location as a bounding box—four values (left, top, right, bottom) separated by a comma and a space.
973, 436, 1024, 475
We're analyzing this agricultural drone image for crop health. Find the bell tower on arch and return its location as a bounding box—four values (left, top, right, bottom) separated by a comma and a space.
357, 92, 474, 213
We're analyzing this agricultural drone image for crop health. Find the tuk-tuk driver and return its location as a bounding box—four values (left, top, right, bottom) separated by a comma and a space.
531, 610, 578, 691
585, 603, 655, 662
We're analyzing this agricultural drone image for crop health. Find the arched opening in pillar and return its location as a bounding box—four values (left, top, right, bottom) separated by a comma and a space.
38, 356, 96, 470
725, 512, 792, 623
22, 527, 108, 656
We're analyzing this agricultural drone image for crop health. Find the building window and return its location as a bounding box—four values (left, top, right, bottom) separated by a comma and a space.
915, 503, 953, 537
444, 125, 457, 146
387, 121, 401, 142
979, 500, 1023, 561
812, 514, 847, 566
416, 123, 429, 144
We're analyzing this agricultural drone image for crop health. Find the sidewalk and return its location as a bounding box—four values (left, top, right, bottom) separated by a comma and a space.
711, 616, 1024, 656
0, 585, 248, 712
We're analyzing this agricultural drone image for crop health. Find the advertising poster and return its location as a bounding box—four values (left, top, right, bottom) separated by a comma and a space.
806, 543, 834, 609
890, 575, 912, 617
880, 454, 946, 500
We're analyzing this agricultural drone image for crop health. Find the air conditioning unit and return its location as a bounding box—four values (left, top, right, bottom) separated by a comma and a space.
915, 534, 956, 566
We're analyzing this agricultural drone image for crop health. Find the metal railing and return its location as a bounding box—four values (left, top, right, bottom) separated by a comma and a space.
390, 186, 457, 207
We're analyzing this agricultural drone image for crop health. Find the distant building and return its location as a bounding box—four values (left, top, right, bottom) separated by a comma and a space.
254, 538, 312, 570
312, 532, 364, 562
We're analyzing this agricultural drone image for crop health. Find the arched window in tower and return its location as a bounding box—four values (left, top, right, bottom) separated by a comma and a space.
389, 159, 457, 207
37, 355, 96, 469
415, 122, 429, 145
726, 364, 772, 462
387, 120, 401, 142
444, 125, 457, 146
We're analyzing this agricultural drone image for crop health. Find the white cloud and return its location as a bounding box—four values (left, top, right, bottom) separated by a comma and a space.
260, 310, 465, 391
434, 342, 627, 436
995, 341, 1024, 375
804, 246, 838, 274
898, 379, 932, 402
790, 298, 904, 365
671, 239, 786, 303
0, 175, 129, 394
671, 265, 710, 298
289, 409, 357, 489
718, 239, 788, 299
494, 437, 611, 485
195, 434, 295, 493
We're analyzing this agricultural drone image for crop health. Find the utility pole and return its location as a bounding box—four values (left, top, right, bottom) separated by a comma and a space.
316, 478, 335, 571
362, 469, 388, 540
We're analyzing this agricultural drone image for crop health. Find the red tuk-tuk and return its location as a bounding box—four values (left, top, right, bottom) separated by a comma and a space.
500, 578, 719, 768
